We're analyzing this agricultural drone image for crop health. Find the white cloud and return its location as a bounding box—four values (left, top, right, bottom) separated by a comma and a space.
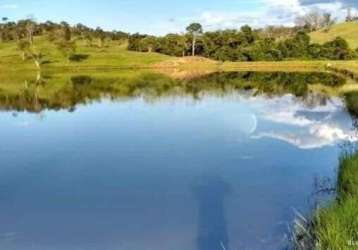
0, 4, 18, 9
188, 0, 356, 31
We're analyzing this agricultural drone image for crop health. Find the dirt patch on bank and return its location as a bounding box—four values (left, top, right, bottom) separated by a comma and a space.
154, 56, 219, 68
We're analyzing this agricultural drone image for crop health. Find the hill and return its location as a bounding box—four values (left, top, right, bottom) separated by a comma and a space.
310, 21, 358, 49
0, 37, 171, 72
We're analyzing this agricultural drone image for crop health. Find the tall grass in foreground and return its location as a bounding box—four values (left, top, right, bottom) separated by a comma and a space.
345, 92, 358, 118
298, 151, 358, 249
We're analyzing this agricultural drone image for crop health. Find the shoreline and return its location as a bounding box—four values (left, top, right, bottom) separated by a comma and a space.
1, 58, 357, 75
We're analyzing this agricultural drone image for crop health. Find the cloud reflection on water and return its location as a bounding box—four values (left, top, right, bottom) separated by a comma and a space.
243, 94, 357, 149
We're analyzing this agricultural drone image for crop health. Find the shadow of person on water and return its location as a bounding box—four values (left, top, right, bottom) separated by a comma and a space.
192, 175, 232, 250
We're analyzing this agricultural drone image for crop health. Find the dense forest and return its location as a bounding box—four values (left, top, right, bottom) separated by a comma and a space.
128, 24, 357, 61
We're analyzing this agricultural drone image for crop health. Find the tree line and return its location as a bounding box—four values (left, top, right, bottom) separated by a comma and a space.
0, 18, 129, 68
0, 18, 128, 43
0, 71, 344, 113
128, 22, 356, 61
128, 10, 358, 61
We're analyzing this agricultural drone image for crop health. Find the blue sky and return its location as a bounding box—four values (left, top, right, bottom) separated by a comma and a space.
0, 0, 357, 35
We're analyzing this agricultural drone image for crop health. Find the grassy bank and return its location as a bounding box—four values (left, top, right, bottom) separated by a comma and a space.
312, 150, 358, 249
326, 61, 358, 80
0, 38, 171, 72
2, 36, 358, 81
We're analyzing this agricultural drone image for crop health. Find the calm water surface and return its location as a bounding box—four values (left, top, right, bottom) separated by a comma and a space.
0, 72, 355, 250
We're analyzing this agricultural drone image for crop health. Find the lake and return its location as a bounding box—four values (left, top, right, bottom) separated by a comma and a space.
0, 71, 356, 250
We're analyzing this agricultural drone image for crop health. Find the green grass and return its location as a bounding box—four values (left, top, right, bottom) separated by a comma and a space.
328, 61, 358, 75
222, 61, 327, 71
1, 34, 358, 76
315, 199, 358, 249
310, 21, 358, 49
0, 37, 171, 72
345, 92, 358, 118
314, 152, 358, 249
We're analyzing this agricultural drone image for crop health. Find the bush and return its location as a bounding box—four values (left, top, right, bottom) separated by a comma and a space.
321, 37, 353, 60
69, 54, 89, 62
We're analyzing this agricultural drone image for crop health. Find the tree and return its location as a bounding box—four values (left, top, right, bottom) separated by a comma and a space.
346, 7, 353, 22
18, 44, 44, 70
178, 34, 188, 57
95, 27, 106, 47
321, 37, 353, 60
31, 50, 44, 70
61, 21, 71, 41
57, 40, 76, 62
295, 10, 335, 32
128, 33, 147, 51
0, 17, 9, 42
186, 23, 203, 56
322, 13, 336, 32
140, 36, 156, 52
17, 40, 31, 60
240, 25, 256, 44
24, 19, 36, 45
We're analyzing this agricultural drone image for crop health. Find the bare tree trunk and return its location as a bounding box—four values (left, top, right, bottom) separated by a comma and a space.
0, 29, 2, 43
192, 36, 196, 56
28, 30, 33, 45
36, 71, 42, 84
34, 59, 41, 70
26, 23, 34, 46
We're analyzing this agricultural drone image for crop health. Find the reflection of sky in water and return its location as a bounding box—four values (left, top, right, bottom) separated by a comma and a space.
244, 94, 357, 149
0, 93, 353, 250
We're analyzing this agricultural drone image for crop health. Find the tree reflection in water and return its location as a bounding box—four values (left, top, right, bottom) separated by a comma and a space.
0, 71, 346, 113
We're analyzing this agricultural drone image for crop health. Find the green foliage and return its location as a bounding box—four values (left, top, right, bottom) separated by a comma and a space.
127, 33, 147, 51
94, 27, 106, 47
139, 36, 157, 52
338, 153, 358, 199
345, 92, 358, 118
128, 25, 355, 61
156, 34, 188, 56
56, 40, 76, 60
0, 71, 344, 112
314, 151, 358, 249
186, 23, 203, 35
320, 37, 353, 60
17, 39, 31, 60
68, 54, 89, 62
315, 198, 358, 250
186, 23, 204, 56
61, 22, 72, 41
0, 19, 128, 45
